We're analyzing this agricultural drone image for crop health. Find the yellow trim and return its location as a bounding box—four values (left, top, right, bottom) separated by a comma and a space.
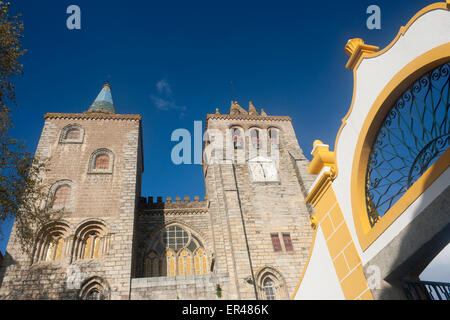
351, 43, 450, 251
290, 228, 318, 300
345, 39, 379, 71
308, 141, 337, 175
334, 2, 450, 162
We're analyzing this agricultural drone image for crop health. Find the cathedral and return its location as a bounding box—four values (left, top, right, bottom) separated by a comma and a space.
1, 1, 448, 301
0, 83, 316, 300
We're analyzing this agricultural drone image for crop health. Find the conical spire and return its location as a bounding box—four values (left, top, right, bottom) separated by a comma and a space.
87, 82, 116, 114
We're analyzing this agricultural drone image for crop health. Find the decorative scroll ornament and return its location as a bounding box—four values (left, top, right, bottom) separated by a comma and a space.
366, 62, 449, 226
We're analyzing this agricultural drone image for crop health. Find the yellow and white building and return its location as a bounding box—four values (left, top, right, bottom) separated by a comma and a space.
293, 1, 450, 300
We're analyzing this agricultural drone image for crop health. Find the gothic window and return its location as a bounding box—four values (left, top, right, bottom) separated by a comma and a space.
145, 251, 161, 277
282, 233, 293, 252
250, 128, 261, 149
263, 278, 276, 300
271, 234, 282, 252
86, 289, 102, 300
231, 127, 244, 150
53, 184, 71, 208
269, 128, 280, 149
33, 222, 70, 264
59, 124, 84, 144
164, 226, 189, 250
194, 248, 208, 275
88, 149, 114, 174
73, 221, 109, 260
79, 277, 110, 300
365, 62, 449, 226
257, 268, 287, 300
144, 225, 208, 278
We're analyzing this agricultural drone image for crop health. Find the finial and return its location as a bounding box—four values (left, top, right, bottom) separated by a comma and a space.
215, 108, 220, 115
344, 38, 379, 70
261, 109, 267, 116
248, 101, 259, 116
103, 82, 111, 89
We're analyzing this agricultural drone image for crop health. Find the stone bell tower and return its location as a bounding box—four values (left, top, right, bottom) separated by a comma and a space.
203, 101, 315, 300
0, 83, 143, 300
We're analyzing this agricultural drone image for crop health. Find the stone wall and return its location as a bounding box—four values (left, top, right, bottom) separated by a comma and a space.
0, 114, 142, 300
203, 113, 315, 300
130, 273, 230, 300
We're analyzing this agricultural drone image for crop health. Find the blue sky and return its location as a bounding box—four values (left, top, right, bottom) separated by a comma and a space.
1, 0, 447, 281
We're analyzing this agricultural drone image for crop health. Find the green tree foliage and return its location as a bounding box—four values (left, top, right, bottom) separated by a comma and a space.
0, 2, 62, 255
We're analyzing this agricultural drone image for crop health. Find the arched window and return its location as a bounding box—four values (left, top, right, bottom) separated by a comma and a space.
53, 184, 71, 208
79, 277, 110, 300
269, 128, 280, 149
59, 124, 84, 144
88, 149, 114, 174
250, 128, 261, 149
49, 180, 75, 210
263, 277, 276, 300
231, 127, 244, 150
94, 154, 110, 170
33, 222, 71, 264
143, 225, 208, 278
256, 268, 288, 300
365, 62, 449, 226
73, 221, 109, 260
194, 247, 208, 275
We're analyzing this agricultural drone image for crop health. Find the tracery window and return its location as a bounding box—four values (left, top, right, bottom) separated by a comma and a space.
263, 278, 275, 300
33, 222, 70, 264
144, 225, 208, 277
365, 62, 449, 226
73, 221, 109, 260
79, 277, 110, 300
256, 268, 287, 300
88, 149, 114, 174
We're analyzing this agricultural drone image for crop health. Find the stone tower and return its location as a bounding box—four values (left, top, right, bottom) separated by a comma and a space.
203, 102, 315, 299
0, 84, 143, 300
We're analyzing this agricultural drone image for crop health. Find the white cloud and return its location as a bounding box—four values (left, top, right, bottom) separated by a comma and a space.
156, 79, 172, 96
150, 78, 186, 114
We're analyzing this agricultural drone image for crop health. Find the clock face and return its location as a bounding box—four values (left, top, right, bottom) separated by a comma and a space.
248, 157, 279, 182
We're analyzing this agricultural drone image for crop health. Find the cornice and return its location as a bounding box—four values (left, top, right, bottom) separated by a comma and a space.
44, 113, 141, 121
206, 114, 291, 122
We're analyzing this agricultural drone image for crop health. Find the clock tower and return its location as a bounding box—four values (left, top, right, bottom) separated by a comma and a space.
203, 101, 316, 300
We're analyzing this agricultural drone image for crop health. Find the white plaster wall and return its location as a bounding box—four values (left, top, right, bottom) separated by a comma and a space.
332, 8, 450, 260
294, 227, 345, 300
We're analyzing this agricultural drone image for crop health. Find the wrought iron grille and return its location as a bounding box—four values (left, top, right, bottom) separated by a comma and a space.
366, 62, 450, 226
403, 280, 450, 300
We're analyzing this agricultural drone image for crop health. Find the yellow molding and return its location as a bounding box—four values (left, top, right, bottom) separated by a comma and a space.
351, 43, 450, 251
305, 170, 334, 210
345, 39, 379, 71
290, 228, 318, 300
308, 140, 337, 175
